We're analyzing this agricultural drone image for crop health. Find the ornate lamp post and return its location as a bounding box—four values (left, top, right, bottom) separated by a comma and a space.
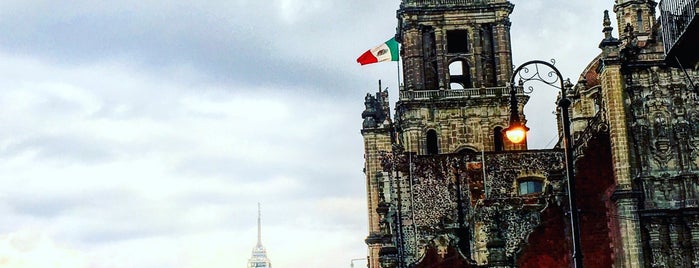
503, 60, 583, 268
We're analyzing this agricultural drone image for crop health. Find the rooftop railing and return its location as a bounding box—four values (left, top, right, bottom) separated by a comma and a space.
660, 0, 698, 56
402, 0, 491, 7
399, 86, 513, 100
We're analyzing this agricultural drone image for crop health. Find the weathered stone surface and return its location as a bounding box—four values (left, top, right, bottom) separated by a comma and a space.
377, 150, 567, 267
363, 0, 699, 267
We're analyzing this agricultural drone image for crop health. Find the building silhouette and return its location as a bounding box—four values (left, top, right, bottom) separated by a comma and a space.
361, 0, 699, 267
248, 204, 272, 268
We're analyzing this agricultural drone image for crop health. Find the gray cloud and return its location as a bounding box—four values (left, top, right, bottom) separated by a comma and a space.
1, 135, 116, 163
0, 0, 400, 99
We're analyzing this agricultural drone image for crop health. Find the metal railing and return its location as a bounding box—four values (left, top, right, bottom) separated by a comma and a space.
660, 0, 698, 54
402, 0, 488, 7
398, 86, 512, 100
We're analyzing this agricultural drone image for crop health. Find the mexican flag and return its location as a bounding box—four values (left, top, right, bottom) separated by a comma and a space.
356, 38, 399, 65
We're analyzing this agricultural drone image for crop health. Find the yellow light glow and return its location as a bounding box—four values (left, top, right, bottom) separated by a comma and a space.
505, 126, 527, 144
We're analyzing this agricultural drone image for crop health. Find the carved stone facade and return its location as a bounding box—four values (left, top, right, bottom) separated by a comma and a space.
571, 0, 699, 267
382, 150, 566, 268
362, 0, 699, 267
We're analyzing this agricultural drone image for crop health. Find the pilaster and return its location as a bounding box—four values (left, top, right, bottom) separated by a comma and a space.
613, 197, 646, 268
600, 60, 646, 267
363, 129, 393, 268
599, 63, 634, 189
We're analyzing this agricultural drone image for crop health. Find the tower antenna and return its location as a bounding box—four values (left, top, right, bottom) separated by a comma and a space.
257, 202, 262, 247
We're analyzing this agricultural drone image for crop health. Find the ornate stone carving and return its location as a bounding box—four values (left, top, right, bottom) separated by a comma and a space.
379, 151, 564, 267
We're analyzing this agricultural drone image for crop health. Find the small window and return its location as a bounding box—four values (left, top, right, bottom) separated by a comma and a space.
426, 129, 439, 155
493, 127, 504, 152
636, 10, 643, 31
519, 180, 543, 195
447, 30, 469, 53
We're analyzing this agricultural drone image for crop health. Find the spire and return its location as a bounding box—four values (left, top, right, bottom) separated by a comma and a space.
603, 10, 613, 39
599, 10, 620, 49
257, 203, 262, 247
248, 203, 272, 268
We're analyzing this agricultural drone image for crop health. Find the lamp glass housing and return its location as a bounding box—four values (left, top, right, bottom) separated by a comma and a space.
504, 124, 528, 144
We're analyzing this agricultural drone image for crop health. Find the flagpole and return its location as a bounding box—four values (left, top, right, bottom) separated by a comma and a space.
396, 59, 402, 90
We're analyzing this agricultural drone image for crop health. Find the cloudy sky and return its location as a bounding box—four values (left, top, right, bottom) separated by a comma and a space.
0, 0, 617, 267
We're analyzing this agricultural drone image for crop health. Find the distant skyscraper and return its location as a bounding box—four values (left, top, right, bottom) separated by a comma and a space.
247, 203, 272, 268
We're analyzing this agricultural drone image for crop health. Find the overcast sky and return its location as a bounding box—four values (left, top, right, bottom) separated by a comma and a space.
0, 0, 617, 267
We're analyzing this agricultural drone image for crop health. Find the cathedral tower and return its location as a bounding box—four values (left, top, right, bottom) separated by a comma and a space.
361, 1, 524, 267
614, 0, 658, 42
394, 0, 524, 155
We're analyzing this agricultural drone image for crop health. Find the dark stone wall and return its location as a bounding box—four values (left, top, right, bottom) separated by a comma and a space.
575, 134, 615, 268
515, 134, 615, 268
516, 204, 570, 268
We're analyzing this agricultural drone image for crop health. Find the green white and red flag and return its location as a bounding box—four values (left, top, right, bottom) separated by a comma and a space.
356, 38, 399, 65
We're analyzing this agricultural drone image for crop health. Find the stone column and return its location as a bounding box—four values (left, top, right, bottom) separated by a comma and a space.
668, 218, 689, 267
600, 61, 646, 267
401, 26, 424, 91
645, 219, 668, 268
363, 128, 394, 268
614, 198, 646, 268
493, 19, 513, 87
600, 64, 634, 189
687, 217, 699, 267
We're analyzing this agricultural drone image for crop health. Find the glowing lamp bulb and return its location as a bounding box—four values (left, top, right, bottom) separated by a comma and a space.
505, 125, 527, 144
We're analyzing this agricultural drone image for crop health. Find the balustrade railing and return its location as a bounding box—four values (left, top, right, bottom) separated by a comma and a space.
402, 0, 488, 7
399, 87, 513, 100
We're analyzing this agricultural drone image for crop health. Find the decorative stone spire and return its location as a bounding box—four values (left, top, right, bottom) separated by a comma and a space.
248, 203, 272, 268
603, 10, 613, 40
599, 10, 620, 50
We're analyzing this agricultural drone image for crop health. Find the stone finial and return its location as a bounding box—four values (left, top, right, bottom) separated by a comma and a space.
362, 94, 379, 128
599, 10, 621, 50
603, 10, 613, 39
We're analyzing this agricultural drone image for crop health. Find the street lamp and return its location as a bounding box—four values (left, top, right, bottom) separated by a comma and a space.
503, 79, 530, 144
504, 60, 583, 268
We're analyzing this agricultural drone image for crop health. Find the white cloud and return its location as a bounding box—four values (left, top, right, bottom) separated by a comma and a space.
0, 230, 88, 268
275, 0, 327, 23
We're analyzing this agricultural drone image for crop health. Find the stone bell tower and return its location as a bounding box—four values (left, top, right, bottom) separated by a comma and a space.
395, 0, 524, 156
361, 1, 526, 267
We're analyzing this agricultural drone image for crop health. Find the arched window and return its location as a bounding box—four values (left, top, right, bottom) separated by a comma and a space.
493, 127, 504, 152
636, 10, 643, 31
426, 129, 439, 155
449, 60, 472, 89
457, 148, 477, 154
